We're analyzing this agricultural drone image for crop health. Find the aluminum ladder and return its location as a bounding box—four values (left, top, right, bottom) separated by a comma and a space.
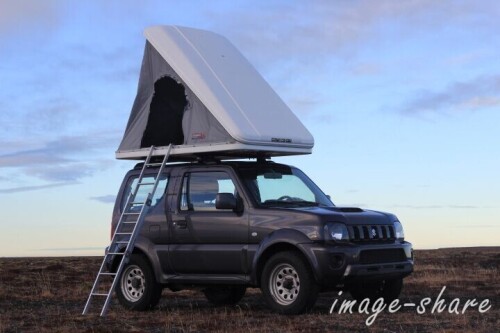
82, 144, 172, 316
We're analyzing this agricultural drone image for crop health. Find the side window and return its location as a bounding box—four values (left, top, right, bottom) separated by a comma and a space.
180, 171, 236, 212
121, 174, 169, 212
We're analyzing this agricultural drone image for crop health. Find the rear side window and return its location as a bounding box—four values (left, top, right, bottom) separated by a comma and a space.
121, 174, 169, 212
180, 171, 236, 211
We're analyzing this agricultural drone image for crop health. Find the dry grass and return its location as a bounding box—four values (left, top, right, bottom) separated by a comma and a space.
0, 248, 498, 332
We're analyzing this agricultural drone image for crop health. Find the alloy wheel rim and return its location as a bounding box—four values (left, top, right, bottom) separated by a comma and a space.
121, 265, 146, 302
269, 263, 300, 305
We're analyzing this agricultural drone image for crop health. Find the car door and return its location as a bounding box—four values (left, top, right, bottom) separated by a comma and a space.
168, 166, 248, 275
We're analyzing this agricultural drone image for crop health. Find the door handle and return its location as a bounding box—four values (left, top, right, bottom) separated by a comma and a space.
172, 219, 188, 229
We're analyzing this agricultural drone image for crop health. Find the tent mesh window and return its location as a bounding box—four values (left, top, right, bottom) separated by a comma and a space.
141, 76, 188, 148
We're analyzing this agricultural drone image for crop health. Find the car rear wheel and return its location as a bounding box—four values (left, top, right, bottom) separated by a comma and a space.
261, 252, 318, 314
116, 254, 162, 310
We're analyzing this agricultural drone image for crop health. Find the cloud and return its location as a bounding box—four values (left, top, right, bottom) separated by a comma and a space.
35, 247, 104, 252
0, 135, 112, 167
0, 134, 117, 184
0, 0, 61, 36
90, 195, 117, 204
203, 1, 500, 119
0, 182, 78, 194
350, 63, 382, 76
399, 75, 500, 115
24, 164, 97, 182
209, 0, 499, 68
0, 151, 70, 167
453, 225, 499, 229
392, 204, 479, 209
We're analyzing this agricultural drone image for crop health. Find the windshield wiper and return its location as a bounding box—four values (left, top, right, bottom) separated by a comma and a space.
262, 200, 320, 207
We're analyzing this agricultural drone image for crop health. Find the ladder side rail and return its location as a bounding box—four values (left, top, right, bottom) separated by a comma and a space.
129, 145, 155, 200
108, 192, 134, 245
99, 191, 152, 316
147, 144, 172, 201
83, 146, 157, 316
100, 145, 170, 316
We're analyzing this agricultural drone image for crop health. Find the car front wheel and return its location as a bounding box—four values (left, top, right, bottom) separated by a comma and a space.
261, 252, 318, 314
116, 254, 162, 311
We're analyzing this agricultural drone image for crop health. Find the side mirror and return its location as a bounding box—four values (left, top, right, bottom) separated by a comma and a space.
215, 193, 237, 210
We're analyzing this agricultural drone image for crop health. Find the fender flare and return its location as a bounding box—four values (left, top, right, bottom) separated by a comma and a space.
112, 236, 164, 283
250, 229, 320, 284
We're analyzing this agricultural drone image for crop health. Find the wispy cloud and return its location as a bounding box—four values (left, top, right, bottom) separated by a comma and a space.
0, 135, 114, 166
90, 195, 116, 204
392, 204, 479, 209
454, 225, 499, 229
0, 182, 78, 194
399, 75, 500, 115
210, 1, 499, 65
0, 134, 117, 188
35, 246, 104, 252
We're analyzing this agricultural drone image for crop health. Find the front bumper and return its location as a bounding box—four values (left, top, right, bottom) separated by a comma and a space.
302, 241, 414, 286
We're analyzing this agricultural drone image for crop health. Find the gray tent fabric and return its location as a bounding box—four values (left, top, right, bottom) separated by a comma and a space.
118, 41, 231, 152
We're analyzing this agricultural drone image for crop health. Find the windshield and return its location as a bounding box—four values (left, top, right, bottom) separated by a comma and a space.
238, 165, 334, 208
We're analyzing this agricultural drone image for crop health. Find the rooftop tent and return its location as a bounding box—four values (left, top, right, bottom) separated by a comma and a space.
117, 25, 314, 160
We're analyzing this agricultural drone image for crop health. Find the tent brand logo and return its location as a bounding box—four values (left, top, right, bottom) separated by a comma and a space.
271, 138, 292, 143
191, 132, 206, 140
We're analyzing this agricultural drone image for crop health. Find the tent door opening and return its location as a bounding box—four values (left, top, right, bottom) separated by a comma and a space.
141, 76, 188, 148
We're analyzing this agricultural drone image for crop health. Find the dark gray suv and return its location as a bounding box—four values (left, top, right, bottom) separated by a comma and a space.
107, 160, 413, 314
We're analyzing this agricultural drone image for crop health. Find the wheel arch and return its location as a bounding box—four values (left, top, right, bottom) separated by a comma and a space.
251, 229, 320, 286
111, 238, 162, 283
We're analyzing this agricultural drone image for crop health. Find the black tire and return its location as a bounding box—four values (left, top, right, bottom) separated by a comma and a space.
349, 278, 403, 303
116, 254, 163, 311
203, 286, 246, 306
261, 252, 318, 314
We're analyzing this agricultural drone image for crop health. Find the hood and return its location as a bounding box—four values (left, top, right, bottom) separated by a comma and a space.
287, 206, 397, 225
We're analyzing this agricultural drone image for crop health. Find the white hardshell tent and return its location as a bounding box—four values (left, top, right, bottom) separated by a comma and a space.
117, 25, 314, 160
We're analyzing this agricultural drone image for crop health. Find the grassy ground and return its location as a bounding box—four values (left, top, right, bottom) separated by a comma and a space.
0, 248, 498, 332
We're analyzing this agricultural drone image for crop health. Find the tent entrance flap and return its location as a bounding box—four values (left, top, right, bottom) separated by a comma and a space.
117, 25, 314, 161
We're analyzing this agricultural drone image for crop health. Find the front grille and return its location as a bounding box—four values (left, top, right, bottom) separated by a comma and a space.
359, 249, 407, 264
348, 225, 395, 243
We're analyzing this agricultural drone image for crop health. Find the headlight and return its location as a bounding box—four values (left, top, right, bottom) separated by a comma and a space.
325, 223, 349, 241
394, 221, 405, 240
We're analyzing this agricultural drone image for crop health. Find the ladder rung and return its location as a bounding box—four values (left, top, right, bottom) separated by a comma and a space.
146, 163, 163, 167
115, 241, 130, 244
123, 212, 140, 215
106, 252, 124, 256
91, 293, 109, 297
138, 182, 155, 186
115, 232, 132, 235
122, 221, 137, 224
129, 202, 144, 205
99, 272, 117, 276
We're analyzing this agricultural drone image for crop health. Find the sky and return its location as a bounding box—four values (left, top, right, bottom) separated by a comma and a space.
0, 0, 499, 257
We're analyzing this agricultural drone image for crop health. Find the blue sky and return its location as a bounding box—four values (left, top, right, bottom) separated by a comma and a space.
0, 0, 499, 256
